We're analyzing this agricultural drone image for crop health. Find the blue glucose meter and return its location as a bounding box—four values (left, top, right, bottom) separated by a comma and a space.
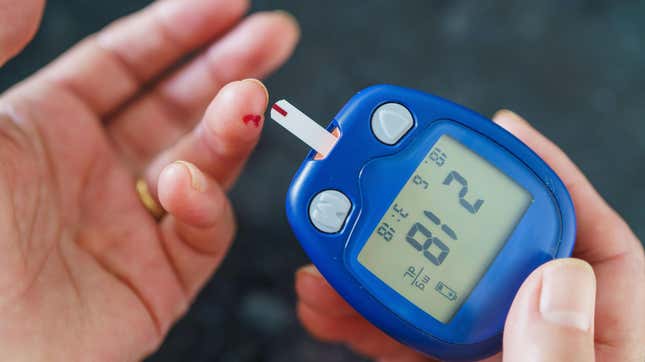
276, 85, 576, 361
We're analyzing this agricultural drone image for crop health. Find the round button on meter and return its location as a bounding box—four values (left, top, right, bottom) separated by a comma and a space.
277, 85, 575, 361
371, 102, 414, 145
308, 190, 352, 233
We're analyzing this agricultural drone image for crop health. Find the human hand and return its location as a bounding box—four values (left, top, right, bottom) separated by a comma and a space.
0, 0, 298, 360
0, 0, 45, 66
294, 110, 645, 361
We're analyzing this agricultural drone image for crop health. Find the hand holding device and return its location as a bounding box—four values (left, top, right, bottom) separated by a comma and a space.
271, 85, 575, 360
290, 105, 645, 362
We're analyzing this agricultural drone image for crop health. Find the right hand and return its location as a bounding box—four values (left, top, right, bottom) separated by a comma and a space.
294, 110, 645, 362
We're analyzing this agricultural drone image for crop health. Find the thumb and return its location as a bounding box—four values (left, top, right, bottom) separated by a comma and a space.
503, 258, 596, 362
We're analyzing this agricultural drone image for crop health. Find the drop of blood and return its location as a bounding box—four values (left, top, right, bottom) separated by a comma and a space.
243, 114, 262, 127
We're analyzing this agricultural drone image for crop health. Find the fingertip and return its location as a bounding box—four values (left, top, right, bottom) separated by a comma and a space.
244, 10, 300, 44
504, 258, 596, 362
0, 0, 45, 65
492, 109, 520, 122
295, 265, 323, 296
234, 0, 252, 16
296, 264, 322, 278
271, 10, 301, 43
539, 258, 596, 332
242, 78, 269, 109
208, 10, 300, 77
264, 10, 301, 68
158, 161, 194, 212
158, 161, 224, 227
203, 79, 268, 142
545, 257, 594, 275
492, 109, 530, 130
154, 0, 250, 43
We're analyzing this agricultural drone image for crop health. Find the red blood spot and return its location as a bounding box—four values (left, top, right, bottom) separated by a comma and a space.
272, 103, 288, 116
243, 114, 262, 127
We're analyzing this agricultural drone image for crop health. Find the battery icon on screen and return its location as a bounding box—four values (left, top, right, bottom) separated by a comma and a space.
435, 281, 457, 301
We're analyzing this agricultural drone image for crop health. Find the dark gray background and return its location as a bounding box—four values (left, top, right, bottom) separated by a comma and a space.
1, 1, 643, 361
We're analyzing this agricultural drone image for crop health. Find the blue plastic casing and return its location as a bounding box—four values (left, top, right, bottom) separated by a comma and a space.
286, 85, 576, 361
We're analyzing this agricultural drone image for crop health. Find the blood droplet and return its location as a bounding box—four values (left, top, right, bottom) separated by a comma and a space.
243, 114, 262, 127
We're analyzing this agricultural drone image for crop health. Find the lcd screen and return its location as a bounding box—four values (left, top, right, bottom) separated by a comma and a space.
358, 135, 532, 323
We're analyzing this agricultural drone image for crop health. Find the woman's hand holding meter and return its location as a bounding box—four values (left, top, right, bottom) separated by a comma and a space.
295, 110, 645, 362
0, 0, 299, 360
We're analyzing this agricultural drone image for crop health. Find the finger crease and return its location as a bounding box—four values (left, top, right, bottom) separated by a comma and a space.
156, 223, 191, 302
87, 248, 164, 339
174, 218, 229, 257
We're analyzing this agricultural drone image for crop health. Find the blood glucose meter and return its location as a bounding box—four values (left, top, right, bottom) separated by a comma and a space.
270, 85, 576, 361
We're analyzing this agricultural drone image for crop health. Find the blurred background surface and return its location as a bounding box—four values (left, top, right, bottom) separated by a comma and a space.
1, 0, 644, 361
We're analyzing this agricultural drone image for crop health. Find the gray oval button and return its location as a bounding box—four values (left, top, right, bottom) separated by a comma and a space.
371, 103, 414, 145
309, 190, 351, 233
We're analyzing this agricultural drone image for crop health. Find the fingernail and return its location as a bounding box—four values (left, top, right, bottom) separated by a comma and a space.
174, 161, 206, 192
539, 259, 596, 331
241, 78, 269, 108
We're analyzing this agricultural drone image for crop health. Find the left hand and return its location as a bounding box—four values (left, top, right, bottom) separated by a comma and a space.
0, 0, 298, 360
0, 0, 45, 66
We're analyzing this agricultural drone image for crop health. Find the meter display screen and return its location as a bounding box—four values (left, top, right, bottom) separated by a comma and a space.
358, 135, 532, 323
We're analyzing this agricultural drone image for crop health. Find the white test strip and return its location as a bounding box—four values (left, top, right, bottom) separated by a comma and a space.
271, 99, 338, 156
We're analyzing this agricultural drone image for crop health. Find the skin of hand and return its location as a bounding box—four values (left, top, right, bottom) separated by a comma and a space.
0, 0, 299, 360
295, 111, 645, 362
0, 0, 45, 66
